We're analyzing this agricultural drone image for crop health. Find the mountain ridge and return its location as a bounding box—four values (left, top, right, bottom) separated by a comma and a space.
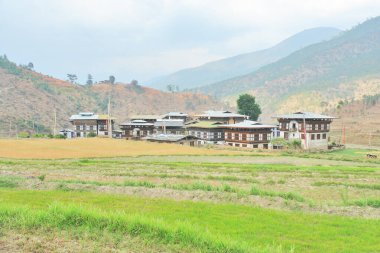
148, 27, 342, 90
198, 17, 380, 119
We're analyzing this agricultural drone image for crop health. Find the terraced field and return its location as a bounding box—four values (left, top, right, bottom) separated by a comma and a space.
0, 140, 379, 252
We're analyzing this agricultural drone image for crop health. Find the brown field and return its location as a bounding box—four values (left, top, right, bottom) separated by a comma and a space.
0, 138, 249, 159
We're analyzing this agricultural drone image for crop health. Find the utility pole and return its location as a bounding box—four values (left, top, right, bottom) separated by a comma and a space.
108, 95, 112, 138
303, 113, 307, 150
9, 120, 12, 138
53, 109, 57, 136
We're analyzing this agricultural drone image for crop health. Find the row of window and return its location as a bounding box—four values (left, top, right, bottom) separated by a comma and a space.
189, 131, 223, 139
279, 122, 330, 131
227, 143, 269, 149
300, 133, 327, 140
76, 125, 97, 131
226, 132, 271, 141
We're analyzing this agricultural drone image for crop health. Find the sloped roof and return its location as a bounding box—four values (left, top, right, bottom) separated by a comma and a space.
195, 110, 247, 118
154, 119, 184, 127
164, 112, 188, 117
272, 112, 337, 120
70, 113, 115, 121
186, 121, 226, 129
144, 134, 198, 142
130, 115, 162, 120
120, 120, 154, 126
222, 120, 277, 129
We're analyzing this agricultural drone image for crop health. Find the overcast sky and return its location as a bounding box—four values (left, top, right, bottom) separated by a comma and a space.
1, 0, 380, 84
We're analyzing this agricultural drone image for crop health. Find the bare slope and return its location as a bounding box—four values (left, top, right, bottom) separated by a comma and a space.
0, 57, 224, 134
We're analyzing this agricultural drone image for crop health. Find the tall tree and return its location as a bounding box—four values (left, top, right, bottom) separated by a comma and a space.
237, 94, 262, 121
67, 74, 78, 84
27, 62, 34, 70
109, 75, 115, 84
86, 74, 93, 85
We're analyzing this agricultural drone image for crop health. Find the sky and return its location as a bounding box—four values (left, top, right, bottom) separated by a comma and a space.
1, 0, 380, 84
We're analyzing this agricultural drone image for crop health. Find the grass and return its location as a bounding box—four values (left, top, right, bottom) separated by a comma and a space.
53, 179, 307, 203
313, 181, 380, 190
0, 138, 249, 159
348, 199, 380, 208
1, 189, 380, 253
0, 203, 247, 253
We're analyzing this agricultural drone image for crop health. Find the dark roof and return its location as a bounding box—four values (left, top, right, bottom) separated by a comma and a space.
144, 134, 198, 142
272, 112, 337, 120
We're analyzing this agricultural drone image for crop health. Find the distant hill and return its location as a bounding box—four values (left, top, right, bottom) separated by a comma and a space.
199, 17, 380, 119
330, 94, 380, 146
0, 56, 225, 135
148, 27, 341, 90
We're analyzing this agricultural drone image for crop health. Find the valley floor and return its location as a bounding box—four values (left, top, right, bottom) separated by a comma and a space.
0, 139, 379, 252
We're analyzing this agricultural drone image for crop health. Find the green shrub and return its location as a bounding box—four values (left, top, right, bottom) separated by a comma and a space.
87, 132, 97, 138
17, 131, 30, 138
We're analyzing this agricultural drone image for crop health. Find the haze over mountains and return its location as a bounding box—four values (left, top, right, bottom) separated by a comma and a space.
148, 27, 342, 90
198, 16, 380, 118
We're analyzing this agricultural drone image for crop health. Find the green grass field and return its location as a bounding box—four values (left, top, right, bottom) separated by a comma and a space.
1, 141, 380, 252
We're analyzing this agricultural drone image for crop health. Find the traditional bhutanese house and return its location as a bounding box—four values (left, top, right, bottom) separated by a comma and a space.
223, 120, 277, 149
144, 134, 200, 147
194, 110, 248, 124
130, 115, 161, 123
154, 119, 185, 135
69, 112, 115, 137
272, 112, 336, 150
162, 112, 189, 122
186, 121, 226, 145
119, 120, 154, 139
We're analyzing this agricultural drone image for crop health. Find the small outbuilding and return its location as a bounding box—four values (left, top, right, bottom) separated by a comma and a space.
144, 134, 200, 147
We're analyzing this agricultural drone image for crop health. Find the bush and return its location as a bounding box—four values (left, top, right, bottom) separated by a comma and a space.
17, 132, 30, 138
87, 132, 97, 138
32, 133, 46, 138
54, 134, 66, 139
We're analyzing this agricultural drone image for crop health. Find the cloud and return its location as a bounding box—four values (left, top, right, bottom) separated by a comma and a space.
1, 0, 380, 82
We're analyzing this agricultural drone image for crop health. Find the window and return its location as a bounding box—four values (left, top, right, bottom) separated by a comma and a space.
217, 132, 222, 138
242, 144, 247, 147
253, 144, 258, 148
327, 124, 330, 130
242, 134, 246, 141
254, 134, 259, 141
267, 134, 271, 141
80, 125, 84, 130
317, 134, 321, 139
279, 123, 282, 129
311, 134, 315, 140
292, 123, 297, 129
239, 133, 242, 141
235, 143, 240, 147
306, 124, 312, 131
259, 134, 263, 141
322, 133, 327, 139
321, 124, 325, 130
86, 125, 90, 131
286, 123, 289, 130
315, 124, 319, 130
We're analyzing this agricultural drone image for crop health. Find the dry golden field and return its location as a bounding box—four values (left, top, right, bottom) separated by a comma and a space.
0, 138, 247, 159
